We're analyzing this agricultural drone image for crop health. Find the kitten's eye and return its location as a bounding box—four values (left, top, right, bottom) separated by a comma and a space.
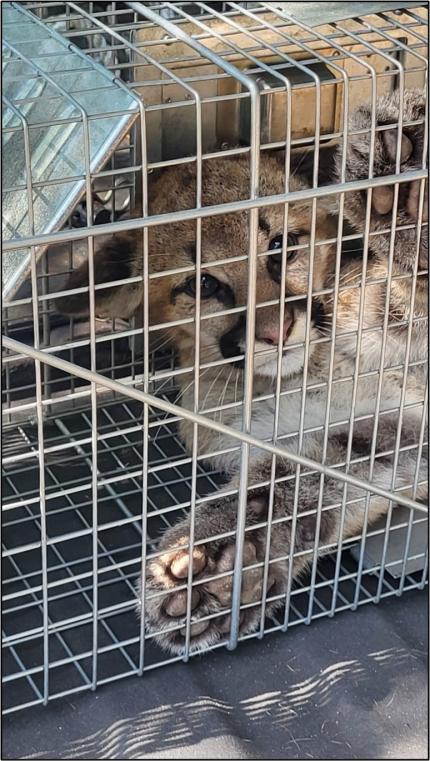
287, 232, 300, 250
185, 273, 220, 299
200, 274, 220, 298
268, 234, 283, 251
268, 233, 300, 261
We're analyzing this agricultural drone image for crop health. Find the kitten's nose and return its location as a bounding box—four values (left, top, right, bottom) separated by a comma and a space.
257, 314, 293, 345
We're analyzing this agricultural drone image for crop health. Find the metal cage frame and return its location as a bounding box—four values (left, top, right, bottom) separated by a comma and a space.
1, 0, 428, 714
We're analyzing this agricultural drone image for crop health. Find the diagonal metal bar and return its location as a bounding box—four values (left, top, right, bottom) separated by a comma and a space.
3, 335, 427, 514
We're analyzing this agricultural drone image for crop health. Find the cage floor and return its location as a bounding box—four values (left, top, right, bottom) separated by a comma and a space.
2, 391, 426, 714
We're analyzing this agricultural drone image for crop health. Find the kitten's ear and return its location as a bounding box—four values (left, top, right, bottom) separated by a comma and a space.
55, 233, 142, 320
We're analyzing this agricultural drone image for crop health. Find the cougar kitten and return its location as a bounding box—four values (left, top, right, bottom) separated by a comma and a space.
57, 92, 427, 654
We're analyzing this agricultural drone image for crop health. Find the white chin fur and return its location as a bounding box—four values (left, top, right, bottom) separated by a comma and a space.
253, 348, 307, 380
251, 326, 316, 380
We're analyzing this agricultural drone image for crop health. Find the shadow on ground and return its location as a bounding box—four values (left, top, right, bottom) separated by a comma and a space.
3, 592, 428, 760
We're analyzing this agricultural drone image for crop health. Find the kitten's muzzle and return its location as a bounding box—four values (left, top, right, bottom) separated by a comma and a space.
255, 311, 293, 346
219, 298, 322, 364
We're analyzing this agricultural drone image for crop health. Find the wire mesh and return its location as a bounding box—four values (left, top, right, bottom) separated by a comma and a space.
1, 0, 428, 713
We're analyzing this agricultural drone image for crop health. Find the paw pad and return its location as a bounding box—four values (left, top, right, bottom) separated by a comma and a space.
145, 528, 279, 653
169, 546, 206, 579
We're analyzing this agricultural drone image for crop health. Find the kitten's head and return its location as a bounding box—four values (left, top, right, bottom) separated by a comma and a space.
57, 154, 337, 380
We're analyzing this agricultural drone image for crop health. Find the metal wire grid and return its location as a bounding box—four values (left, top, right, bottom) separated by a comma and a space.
2, 384, 427, 714
2, 1, 429, 713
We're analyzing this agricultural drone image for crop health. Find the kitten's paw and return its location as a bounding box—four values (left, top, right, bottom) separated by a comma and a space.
370, 109, 428, 244
141, 494, 278, 655
140, 492, 330, 655
143, 534, 274, 654
340, 89, 427, 270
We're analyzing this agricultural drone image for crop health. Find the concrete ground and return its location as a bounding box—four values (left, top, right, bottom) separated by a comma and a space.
3, 590, 428, 760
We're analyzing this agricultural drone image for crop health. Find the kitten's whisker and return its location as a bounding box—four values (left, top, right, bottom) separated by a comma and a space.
200, 366, 226, 412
